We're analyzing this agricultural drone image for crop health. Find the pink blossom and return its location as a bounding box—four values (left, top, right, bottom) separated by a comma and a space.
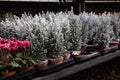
11, 38, 17, 41
0, 38, 5, 44
4, 39, 9, 43
9, 41, 18, 51
0, 44, 5, 49
16, 40, 23, 47
4, 43, 11, 50
0, 38, 30, 51
11, 46, 18, 51
22, 40, 30, 48
10, 41, 17, 47
0, 43, 11, 50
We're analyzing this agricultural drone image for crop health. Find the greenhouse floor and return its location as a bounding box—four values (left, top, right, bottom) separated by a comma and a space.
61, 56, 120, 80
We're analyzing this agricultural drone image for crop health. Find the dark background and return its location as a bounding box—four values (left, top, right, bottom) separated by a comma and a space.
0, 1, 120, 16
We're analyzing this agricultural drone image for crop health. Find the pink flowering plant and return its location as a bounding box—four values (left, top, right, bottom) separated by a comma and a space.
0, 37, 30, 65
0, 37, 36, 74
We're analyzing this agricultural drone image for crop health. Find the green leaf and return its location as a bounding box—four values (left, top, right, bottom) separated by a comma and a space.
16, 53, 22, 57
10, 61, 21, 68
14, 57, 22, 61
29, 59, 36, 65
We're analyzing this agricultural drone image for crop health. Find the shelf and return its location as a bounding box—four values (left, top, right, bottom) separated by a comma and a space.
0, 69, 36, 80
32, 50, 120, 80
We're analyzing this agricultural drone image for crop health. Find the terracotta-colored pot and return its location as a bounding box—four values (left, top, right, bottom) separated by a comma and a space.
23, 66, 34, 71
96, 46, 106, 51
63, 53, 71, 60
1, 71, 16, 77
49, 57, 64, 65
37, 60, 48, 68
109, 41, 119, 46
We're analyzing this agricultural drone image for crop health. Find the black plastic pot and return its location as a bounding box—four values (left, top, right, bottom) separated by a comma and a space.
0, 69, 36, 80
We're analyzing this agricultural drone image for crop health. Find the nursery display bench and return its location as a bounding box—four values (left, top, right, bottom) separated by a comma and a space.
0, 69, 36, 80
33, 50, 120, 80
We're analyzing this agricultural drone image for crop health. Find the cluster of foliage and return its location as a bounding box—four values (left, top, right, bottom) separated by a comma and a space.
0, 11, 120, 61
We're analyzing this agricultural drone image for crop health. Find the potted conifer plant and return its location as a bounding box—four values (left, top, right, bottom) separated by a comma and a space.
30, 25, 48, 68
57, 12, 72, 60
84, 13, 102, 51
47, 24, 65, 65
96, 12, 114, 52
68, 13, 82, 56
109, 12, 120, 46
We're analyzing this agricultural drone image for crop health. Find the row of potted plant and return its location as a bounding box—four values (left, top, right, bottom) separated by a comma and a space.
0, 11, 120, 69
0, 38, 36, 77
